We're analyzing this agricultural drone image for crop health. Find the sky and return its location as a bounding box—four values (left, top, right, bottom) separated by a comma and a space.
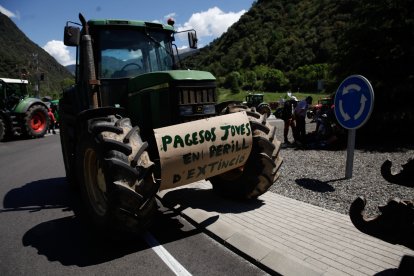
0, 0, 254, 66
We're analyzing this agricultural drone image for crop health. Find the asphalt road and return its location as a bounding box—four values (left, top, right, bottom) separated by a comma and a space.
0, 133, 267, 276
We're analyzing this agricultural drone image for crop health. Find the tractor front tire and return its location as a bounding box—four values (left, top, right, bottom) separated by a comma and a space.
210, 105, 282, 199
257, 104, 272, 118
76, 115, 158, 235
23, 104, 49, 138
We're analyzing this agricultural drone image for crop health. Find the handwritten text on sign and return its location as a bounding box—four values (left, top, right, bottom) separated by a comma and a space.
154, 112, 252, 190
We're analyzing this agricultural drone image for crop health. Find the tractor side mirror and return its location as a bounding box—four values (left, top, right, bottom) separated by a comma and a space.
64, 26, 80, 46
188, 31, 198, 49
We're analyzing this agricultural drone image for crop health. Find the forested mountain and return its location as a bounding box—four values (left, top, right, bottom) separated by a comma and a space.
65, 64, 76, 76
184, 0, 414, 144
0, 13, 73, 99
184, 0, 346, 92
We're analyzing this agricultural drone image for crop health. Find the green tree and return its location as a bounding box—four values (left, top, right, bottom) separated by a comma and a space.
290, 64, 329, 92
60, 78, 75, 90
242, 70, 257, 90
263, 68, 289, 92
253, 65, 270, 80
224, 72, 242, 93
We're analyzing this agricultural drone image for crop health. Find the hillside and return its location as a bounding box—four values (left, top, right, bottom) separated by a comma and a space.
183, 0, 346, 91
0, 13, 73, 99
65, 64, 76, 76
184, 0, 414, 144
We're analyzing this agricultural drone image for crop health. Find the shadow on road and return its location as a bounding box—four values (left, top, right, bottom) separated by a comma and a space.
1, 177, 210, 267
22, 215, 150, 266
2, 177, 72, 212
161, 187, 264, 214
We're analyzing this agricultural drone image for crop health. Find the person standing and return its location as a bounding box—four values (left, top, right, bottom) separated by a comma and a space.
281, 99, 297, 144
47, 108, 56, 134
294, 96, 312, 144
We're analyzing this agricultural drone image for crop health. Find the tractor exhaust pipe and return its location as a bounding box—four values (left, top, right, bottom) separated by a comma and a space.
79, 13, 99, 109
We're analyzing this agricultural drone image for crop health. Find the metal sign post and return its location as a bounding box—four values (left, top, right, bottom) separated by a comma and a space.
345, 129, 356, 178
334, 75, 374, 179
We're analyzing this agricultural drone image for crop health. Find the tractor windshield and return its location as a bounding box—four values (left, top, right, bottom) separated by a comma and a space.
98, 28, 174, 79
1, 82, 28, 98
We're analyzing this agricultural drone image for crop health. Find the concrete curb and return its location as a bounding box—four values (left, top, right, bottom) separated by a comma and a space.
157, 184, 324, 275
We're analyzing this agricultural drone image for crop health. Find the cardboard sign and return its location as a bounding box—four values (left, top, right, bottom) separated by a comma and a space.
154, 112, 253, 190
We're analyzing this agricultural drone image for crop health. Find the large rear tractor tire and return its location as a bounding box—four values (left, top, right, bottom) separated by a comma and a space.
210, 105, 282, 199
76, 115, 159, 235
0, 116, 5, 142
23, 104, 49, 138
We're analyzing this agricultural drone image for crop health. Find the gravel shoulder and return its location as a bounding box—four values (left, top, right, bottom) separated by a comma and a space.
269, 118, 414, 217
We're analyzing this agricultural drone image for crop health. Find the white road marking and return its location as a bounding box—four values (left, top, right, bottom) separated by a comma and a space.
143, 231, 192, 276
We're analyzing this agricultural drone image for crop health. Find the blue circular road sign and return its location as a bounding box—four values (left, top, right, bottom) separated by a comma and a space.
334, 75, 374, 129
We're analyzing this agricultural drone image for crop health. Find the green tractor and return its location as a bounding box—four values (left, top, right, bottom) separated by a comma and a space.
244, 93, 272, 117
0, 78, 50, 141
60, 14, 282, 235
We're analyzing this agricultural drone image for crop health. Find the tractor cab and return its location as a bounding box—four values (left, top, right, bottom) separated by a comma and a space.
245, 94, 264, 107
0, 78, 29, 109
62, 16, 208, 123
243, 93, 271, 117
64, 18, 197, 81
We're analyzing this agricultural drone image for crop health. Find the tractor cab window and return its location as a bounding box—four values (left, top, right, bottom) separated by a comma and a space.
0, 81, 27, 108
99, 29, 174, 79
3, 82, 27, 98
252, 95, 262, 103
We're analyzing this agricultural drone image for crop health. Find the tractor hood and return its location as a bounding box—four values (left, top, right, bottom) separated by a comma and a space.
126, 69, 217, 131
128, 70, 216, 93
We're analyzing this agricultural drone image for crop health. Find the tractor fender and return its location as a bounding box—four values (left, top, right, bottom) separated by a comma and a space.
14, 97, 49, 114
215, 100, 242, 114
76, 107, 128, 126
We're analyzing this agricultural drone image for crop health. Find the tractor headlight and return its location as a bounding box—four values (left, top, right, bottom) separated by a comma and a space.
179, 106, 193, 116
179, 104, 216, 116
203, 104, 216, 114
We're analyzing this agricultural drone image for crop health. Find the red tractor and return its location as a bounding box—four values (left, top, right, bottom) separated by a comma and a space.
307, 97, 334, 121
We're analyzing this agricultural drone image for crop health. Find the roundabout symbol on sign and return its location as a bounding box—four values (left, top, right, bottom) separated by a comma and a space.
334, 75, 374, 179
334, 75, 374, 130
